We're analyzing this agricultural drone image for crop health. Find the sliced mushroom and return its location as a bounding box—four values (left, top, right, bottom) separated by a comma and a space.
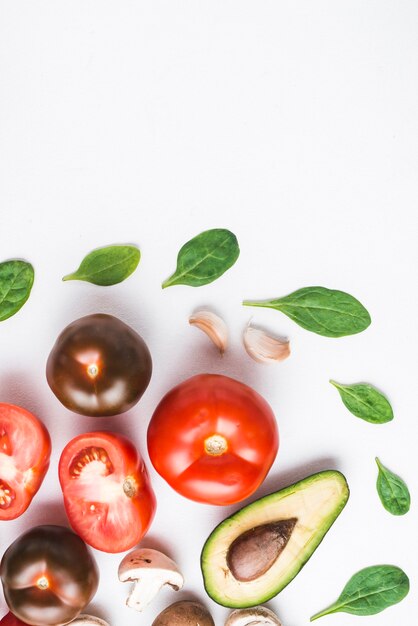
70, 616, 110, 626
118, 548, 184, 611
152, 601, 215, 626
225, 606, 282, 626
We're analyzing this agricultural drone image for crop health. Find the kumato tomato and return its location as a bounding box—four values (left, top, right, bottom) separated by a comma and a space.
147, 374, 279, 505
0, 525, 98, 626
59, 431, 156, 553
0, 404, 51, 520
46, 314, 152, 417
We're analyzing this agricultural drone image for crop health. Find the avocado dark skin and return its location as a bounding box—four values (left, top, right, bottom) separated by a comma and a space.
0, 525, 99, 626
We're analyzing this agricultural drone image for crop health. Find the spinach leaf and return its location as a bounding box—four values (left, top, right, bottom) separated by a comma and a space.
0, 260, 34, 321
311, 565, 409, 620
162, 229, 239, 288
376, 457, 410, 515
243, 286, 371, 337
63, 245, 140, 286
330, 380, 393, 424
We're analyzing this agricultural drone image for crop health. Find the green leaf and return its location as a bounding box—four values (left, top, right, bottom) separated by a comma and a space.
63, 245, 140, 286
0, 260, 34, 321
162, 228, 240, 288
310, 565, 409, 620
243, 286, 371, 337
375, 457, 410, 515
330, 380, 393, 424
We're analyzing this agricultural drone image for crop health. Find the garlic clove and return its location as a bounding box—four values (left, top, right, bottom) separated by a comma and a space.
243, 324, 290, 364
189, 310, 228, 353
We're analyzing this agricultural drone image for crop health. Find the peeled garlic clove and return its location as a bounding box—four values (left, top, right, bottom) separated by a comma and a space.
243, 324, 290, 364
189, 310, 228, 353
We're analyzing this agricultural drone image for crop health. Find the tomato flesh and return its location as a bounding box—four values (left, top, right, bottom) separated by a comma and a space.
0, 404, 51, 520
147, 374, 279, 505
59, 432, 156, 553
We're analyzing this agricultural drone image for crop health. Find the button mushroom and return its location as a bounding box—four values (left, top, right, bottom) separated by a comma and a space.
70, 616, 110, 626
118, 548, 184, 611
152, 601, 215, 626
225, 607, 282, 626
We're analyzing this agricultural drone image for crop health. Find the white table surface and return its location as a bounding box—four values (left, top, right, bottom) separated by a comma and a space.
0, 2, 417, 625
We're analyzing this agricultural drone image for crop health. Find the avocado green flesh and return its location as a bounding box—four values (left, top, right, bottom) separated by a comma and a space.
201, 470, 349, 608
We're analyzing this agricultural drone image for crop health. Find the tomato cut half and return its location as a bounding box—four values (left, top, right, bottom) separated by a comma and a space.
147, 374, 279, 505
59, 432, 156, 553
0, 404, 51, 520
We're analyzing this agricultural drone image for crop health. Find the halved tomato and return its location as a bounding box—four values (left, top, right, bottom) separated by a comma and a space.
59, 432, 156, 553
0, 403, 51, 520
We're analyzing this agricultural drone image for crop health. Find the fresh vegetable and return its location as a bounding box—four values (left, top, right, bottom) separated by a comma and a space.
152, 601, 214, 626
0, 525, 99, 626
70, 617, 109, 626
243, 324, 290, 364
162, 228, 240, 288
62, 244, 140, 286
189, 310, 228, 353
225, 607, 282, 626
201, 470, 349, 608
243, 286, 371, 337
330, 380, 393, 424
147, 374, 278, 505
310, 564, 410, 620
0, 403, 51, 520
0, 614, 29, 626
375, 457, 410, 515
0, 260, 34, 322
118, 548, 183, 612
59, 431, 156, 553
46, 313, 152, 416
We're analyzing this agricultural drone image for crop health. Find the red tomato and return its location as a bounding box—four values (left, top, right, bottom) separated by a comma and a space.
0, 613, 29, 626
0, 404, 51, 520
59, 432, 156, 553
147, 374, 279, 505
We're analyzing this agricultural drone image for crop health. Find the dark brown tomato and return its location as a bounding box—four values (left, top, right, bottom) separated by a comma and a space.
0, 525, 99, 626
46, 314, 152, 417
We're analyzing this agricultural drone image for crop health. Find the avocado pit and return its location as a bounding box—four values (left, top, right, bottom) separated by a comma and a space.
227, 518, 297, 582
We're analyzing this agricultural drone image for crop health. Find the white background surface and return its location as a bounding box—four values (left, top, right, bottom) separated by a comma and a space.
0, 2, 417, 625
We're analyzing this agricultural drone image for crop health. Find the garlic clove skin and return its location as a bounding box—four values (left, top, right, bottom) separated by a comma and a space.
243, 324, 290, 364
225, 606, 282, 625
189, 310, 228, 353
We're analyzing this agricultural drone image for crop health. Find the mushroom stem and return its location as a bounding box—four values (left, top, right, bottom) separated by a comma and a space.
126, 576, 169, 611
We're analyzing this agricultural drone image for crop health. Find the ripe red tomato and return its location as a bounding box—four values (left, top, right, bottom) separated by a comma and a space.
59, 431, 156, 553
147, 374, 279, 505
0, 614, 29, 626
0, 404, 51, 520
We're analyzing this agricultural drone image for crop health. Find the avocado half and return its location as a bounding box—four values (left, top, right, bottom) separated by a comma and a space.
201, 470, 349, 608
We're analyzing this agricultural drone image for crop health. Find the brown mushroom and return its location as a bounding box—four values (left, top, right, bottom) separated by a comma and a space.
152, 600, 215, 626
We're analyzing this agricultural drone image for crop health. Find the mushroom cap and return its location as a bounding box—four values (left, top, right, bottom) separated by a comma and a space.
152, 601, 215, 626
225, 606, 282, 626
118, 548, 183, 587
70, 615, 110, 626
